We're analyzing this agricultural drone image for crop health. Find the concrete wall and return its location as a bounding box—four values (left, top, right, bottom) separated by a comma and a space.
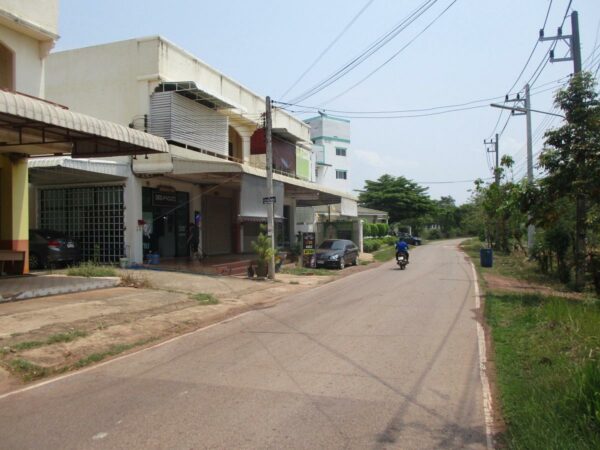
46, 38, 159, 126
0, 0, 59, 38
46, 36, 310, 144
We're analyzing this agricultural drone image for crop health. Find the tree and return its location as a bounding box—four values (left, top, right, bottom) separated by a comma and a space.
432, 196, 458, 237
473, 156, 527, 252
359, 175, 433, 229
539, 71, 600, 290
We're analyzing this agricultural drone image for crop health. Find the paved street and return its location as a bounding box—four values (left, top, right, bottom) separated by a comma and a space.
0, 240, 487, 449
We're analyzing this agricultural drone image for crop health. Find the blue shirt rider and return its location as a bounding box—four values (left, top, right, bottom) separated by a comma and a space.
395, 239, 409, 261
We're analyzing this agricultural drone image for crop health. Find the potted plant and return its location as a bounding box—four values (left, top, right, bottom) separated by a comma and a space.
251, 225, 274, 278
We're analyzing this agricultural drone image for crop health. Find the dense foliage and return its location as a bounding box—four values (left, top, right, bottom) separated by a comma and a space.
469, 72, 600, 294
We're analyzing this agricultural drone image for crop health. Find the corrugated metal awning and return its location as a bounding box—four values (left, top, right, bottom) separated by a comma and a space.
28, 156, 129, 185
155, 81, 241, 110
0, 90, 169, 157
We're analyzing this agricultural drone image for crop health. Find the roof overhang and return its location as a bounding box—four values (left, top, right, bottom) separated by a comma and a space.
28, 157, 129, 185
272, 128, 305, 144
0, 90, 169, 158
168, 150, 357, 208
155, 81, 242, 111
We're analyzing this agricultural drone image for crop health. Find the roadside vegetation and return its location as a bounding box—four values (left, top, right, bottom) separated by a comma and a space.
487, 292, 600, 449
458, 73, 600, 446
281, 267, 335, 276
190, 293, 219, 305
67, 261, 116, 277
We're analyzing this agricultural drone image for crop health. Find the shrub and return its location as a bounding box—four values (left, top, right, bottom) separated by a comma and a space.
363, 223, 374, 237
376, 223, 388, 237
384, 235, 397, 246
426, 229, 442, 240
363, 238, 383, 253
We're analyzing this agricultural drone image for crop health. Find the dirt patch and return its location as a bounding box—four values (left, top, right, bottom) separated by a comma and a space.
0, 267, 347, 394
483, 273, 585, 300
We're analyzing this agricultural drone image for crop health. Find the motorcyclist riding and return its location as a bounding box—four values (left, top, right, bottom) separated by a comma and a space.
395, 239, 409, 262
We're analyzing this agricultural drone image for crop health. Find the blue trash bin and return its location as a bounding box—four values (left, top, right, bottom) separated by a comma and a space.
480, 248, 493, 268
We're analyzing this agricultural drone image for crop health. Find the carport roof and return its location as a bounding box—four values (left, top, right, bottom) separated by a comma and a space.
0, 90, 170, 157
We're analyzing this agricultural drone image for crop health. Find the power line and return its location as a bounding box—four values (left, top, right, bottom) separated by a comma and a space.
288, 0, 439, 104
279, 0, 375, 100
273, 74, 569, 117
414, 177, 493, 184
488, 0, 555, 139
320, 0, 459, 106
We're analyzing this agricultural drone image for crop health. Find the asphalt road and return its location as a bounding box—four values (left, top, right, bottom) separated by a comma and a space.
0, 240, 487, 449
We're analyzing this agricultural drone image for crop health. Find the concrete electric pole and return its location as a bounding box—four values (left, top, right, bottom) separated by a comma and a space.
540, 10, 584, 289
265, 96, 276, 280
483, 134, 499, 185
524, 83, 535, 253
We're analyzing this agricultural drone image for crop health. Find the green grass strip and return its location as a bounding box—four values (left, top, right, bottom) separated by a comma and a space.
487, 292, 600, 449
190, 293, 219, 305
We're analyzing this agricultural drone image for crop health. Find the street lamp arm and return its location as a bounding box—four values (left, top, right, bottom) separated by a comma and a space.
490, 103, 565, 118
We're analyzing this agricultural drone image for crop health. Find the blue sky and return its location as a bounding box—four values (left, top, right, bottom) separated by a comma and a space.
55, 0, 600, 204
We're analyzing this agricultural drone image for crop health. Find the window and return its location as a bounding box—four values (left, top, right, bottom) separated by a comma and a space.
336, 170, 347, 180
335, 147, 347, 156
0, 42, 15, 91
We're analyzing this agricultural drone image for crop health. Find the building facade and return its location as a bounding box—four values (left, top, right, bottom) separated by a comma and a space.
304, 114, 351, 193
0, 2, 170, 274
40, 36, 356, 265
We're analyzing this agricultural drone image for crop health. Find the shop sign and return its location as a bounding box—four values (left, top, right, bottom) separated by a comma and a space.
153, 191, 177, 206
302, 232, 316, 268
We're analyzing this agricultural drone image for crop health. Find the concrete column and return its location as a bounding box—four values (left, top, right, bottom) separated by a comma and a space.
123, 174, 143, 264
191, 184, 202, 256
0, 155, 29, 273
241, 135, 251, 164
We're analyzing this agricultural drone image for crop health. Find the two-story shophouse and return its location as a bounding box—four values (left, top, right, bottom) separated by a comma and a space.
36, 36, 356, 265
0, 1, 168, 274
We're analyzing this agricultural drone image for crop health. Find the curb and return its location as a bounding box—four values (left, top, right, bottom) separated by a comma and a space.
0, 277, 120, 303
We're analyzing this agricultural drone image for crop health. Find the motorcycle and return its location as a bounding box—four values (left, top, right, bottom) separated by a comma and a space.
396, 252, 408, 270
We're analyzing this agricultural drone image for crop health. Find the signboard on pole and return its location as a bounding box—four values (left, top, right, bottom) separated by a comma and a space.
302, 232, 316, 268
262, 196, 277, 204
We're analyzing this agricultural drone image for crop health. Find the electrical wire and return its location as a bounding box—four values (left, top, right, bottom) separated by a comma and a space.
280, 0, 375, 100
319, 0, 459, 106
487, 0, 555, 139
288, 0, 439, 104
272, 74, 569, 118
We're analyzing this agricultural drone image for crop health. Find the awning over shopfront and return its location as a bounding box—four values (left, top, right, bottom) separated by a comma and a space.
166, 148, 357, 211
28, 156, 129, 185
0, 90, 170, 158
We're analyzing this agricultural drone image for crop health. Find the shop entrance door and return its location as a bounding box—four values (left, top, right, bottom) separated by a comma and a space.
142, 188, 189, 259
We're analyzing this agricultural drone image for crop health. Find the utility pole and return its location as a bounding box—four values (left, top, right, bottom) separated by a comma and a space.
502, 88, 535, 253
265, 96, 276, 280
540, 10, 584, 289
483, 134, 499, 185
525, 83, 535, 253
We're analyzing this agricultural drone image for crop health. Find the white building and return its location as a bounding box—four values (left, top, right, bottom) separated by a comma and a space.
304, 114, 351, 193
36, 36, 356, 265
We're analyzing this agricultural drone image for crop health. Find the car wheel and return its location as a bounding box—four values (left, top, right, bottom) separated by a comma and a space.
29, 252, 42, 270
338, 258, 345, 270
352, 257, 358, 266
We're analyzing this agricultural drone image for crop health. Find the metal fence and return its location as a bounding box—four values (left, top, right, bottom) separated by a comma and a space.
39, 186, 125, 263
